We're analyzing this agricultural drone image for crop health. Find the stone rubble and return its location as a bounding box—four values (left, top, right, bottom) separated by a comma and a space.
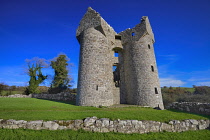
0, 117, 209, 134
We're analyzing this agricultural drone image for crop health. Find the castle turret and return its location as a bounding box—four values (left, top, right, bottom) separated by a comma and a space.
76, 7, 117, 106
119, 16, 164, 109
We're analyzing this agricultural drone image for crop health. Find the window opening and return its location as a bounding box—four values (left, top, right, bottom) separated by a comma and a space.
132, 32, 135, 36
115, 35, 121, 40
114, 51, 119, 57
113, 65, 120, 87
155, 88, 158, 94
151, 66, 154, 72
148, 44, 151, 49
113, 66, 117, 71
96, 85, 98, 91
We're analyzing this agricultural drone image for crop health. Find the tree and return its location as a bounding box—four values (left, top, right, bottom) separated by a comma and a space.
49, 54, 71, 94
194, 86, 210, 95
0, 82, 7, 95
25, 57, 48, 95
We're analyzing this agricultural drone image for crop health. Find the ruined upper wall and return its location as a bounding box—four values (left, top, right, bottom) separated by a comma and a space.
119, 16, 155, 44
76, 7, 116, 41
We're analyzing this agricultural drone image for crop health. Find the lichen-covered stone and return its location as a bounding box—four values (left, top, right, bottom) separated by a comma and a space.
26, 120, 43, 130
74, 120, 83, 129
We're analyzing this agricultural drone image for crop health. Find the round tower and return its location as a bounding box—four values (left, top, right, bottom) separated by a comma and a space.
76, 7, 117, 106
120, 17, 164, 109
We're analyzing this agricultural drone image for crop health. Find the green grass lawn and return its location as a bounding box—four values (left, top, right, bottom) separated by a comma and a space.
0, 129, 210, 140
183, 87, 195, 93
0, 98, 209, 122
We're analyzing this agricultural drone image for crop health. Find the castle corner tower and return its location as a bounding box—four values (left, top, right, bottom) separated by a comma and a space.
76, 7, 118, 107
119, 16, 164, 109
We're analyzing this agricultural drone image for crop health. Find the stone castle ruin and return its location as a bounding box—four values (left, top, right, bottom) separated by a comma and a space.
76, 7, 164, 109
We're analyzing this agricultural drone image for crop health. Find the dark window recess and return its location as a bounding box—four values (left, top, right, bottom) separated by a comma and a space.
114, 51, 119, 57
155, 88, 158, 94
132, 32, 135, 36
151, 66, 154, 72
115, 35, 121, 40
96, 85, 98, 91
148, 44, 151, 49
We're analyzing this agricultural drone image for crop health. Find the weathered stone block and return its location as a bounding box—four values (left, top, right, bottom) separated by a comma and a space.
25, 120, 43, 130
160, 123, 173, 132
101, 127, 109, 132
100, 118, 110, 127
74, 119, 83, 129
84, 116, 97, 127
93, 127, 101, 132
43, 121, 59, 130
63, 120, 74, 127
58, 126, 67, 130
189, 119, 199, 125
118, 120, 126, 127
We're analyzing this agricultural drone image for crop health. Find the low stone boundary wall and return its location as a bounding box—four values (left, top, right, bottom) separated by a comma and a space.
31, 92, 76, 102
0, 94, 31, 98
169, 102, 210, 116
0, 93, 76, 102
0, 117, 209, 133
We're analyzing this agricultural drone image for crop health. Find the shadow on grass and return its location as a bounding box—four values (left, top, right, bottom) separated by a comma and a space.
34, 98, 76, 106
167, 109, 210, 120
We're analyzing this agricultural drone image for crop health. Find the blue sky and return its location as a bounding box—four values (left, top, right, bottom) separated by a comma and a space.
0, 0, 210, 88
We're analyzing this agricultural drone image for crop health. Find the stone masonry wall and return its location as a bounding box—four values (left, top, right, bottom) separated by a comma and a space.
119, 17, 164, 109
32, 93, 76, 102
169, 102, 210, 116
76, 7, 119, 107
0, 93, 76, 102
0, 117, 209, 133
0, 94, 31, 98
76, 8, 164, 108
